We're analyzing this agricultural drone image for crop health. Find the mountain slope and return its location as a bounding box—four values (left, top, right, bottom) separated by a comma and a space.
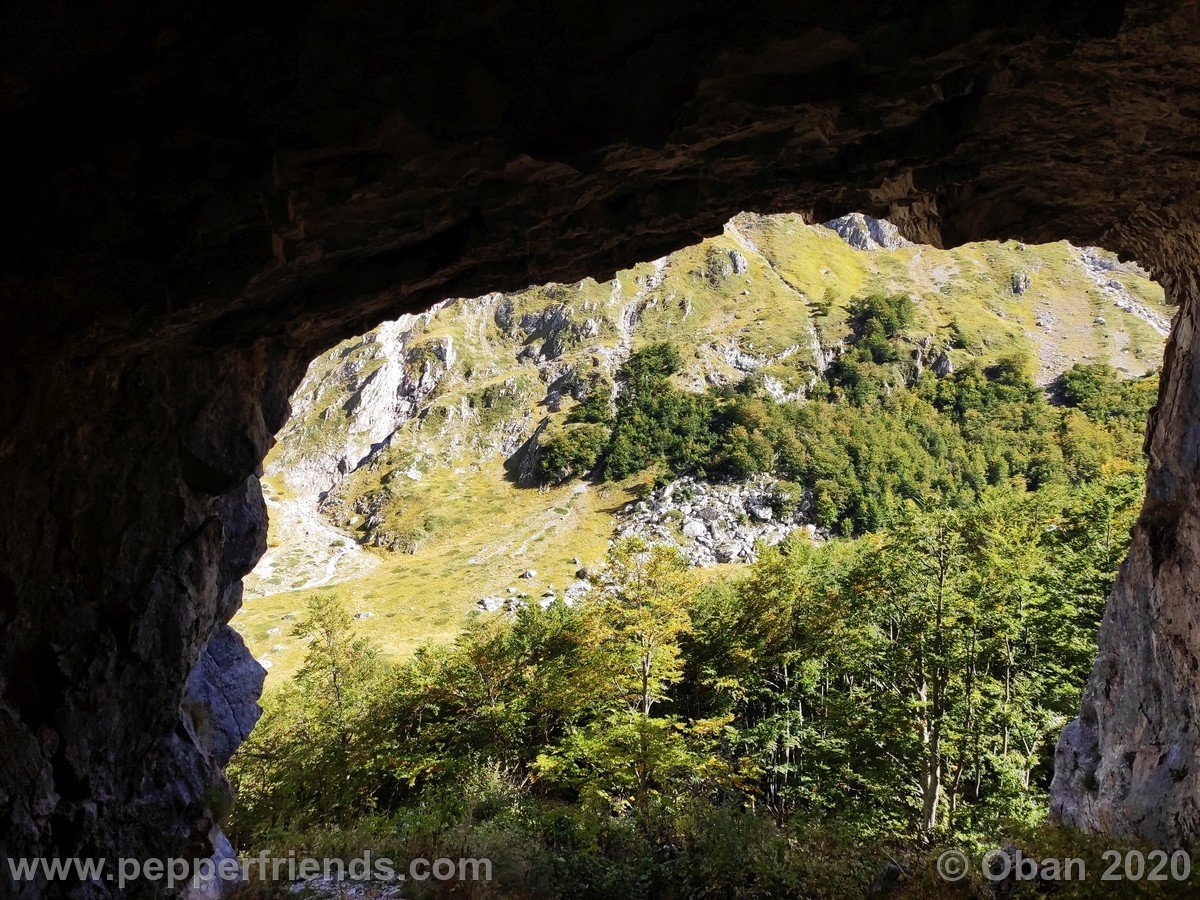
235, 214, 1170, 681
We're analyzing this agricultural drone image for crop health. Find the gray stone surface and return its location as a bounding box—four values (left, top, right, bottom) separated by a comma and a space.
1050, 278, 1200, 845
615, 476, 819, 567
823, 213, 911, 251
182, 627, 265, 769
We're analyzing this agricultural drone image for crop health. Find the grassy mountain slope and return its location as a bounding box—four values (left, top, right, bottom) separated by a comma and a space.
234, 214, 1169, 682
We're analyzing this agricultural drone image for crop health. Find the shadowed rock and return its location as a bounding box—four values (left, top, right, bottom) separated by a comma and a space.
1, 0, 1199, 889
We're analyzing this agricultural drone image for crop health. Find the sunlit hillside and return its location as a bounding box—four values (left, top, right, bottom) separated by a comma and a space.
234, 213, 1169, 682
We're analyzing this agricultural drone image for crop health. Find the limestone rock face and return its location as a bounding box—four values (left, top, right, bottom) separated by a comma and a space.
183, 627, 266, 769
1, 0, 1200, 886
0, 343, 306, 895
273, 307, 456, 500
824, 214, 911, 251
1050, 271, 1200, 846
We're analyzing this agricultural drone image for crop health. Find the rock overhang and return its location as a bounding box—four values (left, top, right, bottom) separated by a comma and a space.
1, 0, 1200, 889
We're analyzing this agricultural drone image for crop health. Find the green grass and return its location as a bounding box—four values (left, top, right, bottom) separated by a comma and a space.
236, 464, 647, 683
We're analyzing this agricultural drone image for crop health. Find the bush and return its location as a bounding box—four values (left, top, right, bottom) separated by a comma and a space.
1059, 362, 1118, 409
848, 292, 915, 338
601, 345, 715, 480
567, 370, 616, 425
711, 424, 774, 479
771, 479, 807, 517
623, 342, 683, 390
536, 422, 610, 483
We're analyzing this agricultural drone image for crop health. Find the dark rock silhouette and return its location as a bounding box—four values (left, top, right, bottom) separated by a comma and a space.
1, 0, 1199, 890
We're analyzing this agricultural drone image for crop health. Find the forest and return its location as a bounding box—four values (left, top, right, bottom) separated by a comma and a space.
230, 295, 1164, 896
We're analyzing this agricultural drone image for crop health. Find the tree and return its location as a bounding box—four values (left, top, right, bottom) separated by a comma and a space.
292, 594, 381, 733
602, 347, 715, 480
858, 507, 969, 834
535, 538, 712, 817
229, 594, 385, 836
597, 537, 696, 718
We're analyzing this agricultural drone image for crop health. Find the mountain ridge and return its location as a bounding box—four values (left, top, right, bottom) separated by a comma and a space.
235, 214, 1170, 681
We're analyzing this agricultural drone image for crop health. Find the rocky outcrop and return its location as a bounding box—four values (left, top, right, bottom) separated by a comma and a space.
2, 0, 1200, 887
0, 343, 303, 896
912, 337, 957, 379
705, 245, 751, 281
182, 627, 266, 769
277, 307, 456, 500
1075, 247, 1172, 337
513, 303, 578, 360
504, 417, 552, 488
615, 476, 817, 567
824, 214, 911, 251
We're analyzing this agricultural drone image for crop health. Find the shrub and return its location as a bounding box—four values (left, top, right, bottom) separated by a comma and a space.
567, 370, 616, 425
711, 424, 774, 479
536, 423, 610, 484
601, 346, 714, 480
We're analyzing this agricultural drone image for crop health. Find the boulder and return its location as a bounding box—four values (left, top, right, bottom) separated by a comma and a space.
749, 505, 773, 522
932, 351, 954, 377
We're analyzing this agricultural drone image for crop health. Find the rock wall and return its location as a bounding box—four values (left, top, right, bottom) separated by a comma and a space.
1051, 269, 1200, 845
2, 0, 1200, 892
0, 343, 305, 895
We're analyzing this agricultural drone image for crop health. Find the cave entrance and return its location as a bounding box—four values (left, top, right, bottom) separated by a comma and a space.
221, 211, 1173, 888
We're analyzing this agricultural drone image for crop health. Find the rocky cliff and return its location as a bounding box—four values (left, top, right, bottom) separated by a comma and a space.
1050, 269, 1200, 845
